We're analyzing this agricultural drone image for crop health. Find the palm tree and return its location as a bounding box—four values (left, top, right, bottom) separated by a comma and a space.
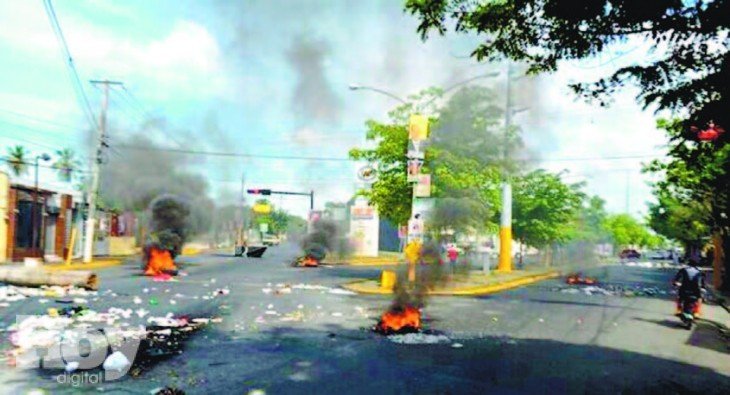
52, 148, 81, 182
5, 145, 29, 176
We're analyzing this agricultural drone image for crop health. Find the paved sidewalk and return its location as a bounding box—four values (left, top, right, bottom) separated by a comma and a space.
343, 268, 559, 295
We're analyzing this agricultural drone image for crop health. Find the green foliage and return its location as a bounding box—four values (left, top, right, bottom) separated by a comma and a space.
602, 213, 659, 249
5, 145, 28, 176
645, 118, 729, 286
567, 195, 611, 244
350, 86, 505, 229
512, 170, 584, 248
405, 0, 729, 138
52, 148, 82, 182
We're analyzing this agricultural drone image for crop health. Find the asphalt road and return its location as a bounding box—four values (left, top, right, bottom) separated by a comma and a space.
1, 243, 729, 394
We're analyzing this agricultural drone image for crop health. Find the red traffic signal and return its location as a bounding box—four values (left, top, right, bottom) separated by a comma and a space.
247, 189, 271, 195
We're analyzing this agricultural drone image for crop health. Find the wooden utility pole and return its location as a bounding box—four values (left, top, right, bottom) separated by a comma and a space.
83, 80, 122, 263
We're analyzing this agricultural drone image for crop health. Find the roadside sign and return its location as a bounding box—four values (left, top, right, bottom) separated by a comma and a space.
407, 159, 423, 182
414, 174, 431, 197
408, 114, 429, 141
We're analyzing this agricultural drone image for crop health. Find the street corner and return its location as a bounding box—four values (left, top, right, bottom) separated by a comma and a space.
341, 269, 560, 296
44, 257, 128, 272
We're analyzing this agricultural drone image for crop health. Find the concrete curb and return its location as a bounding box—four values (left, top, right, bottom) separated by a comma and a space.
342, 271, 560, 296
44, 258, 125, 272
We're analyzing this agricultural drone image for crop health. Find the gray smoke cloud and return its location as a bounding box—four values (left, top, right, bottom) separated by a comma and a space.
286, 36, 342, 123
99, 126, 213, 238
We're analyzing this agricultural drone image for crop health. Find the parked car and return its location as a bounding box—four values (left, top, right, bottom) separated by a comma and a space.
262, 235, 281, 246
647, 249, 671, 260
619, 249, 641, 259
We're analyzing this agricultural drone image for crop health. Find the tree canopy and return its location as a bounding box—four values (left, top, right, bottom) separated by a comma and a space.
512, 169, 585, 248
405, 0, 729, 139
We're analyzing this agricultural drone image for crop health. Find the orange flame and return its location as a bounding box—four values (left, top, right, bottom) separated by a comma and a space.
376, 305, 421, 334
144, 247, 178, 276
302, 256, 319, 267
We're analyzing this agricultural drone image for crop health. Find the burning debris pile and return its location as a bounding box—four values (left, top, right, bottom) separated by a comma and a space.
375, 305, 421, 335
293, 219, 349, 267
373, 241, 448, 336
565, 272, 597, 285
144, 195, 190, 276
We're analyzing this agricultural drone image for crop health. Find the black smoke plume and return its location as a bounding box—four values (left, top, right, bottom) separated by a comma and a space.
144, 195, 191, 259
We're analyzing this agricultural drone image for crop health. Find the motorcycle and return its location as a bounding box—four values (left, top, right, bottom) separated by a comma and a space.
674, 281, 703, 330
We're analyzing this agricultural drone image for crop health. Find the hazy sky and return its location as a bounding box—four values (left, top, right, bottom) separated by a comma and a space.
0, 0, 667, 218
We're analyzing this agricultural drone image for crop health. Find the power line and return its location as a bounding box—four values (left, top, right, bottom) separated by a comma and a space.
0, 108, 79, 130
115, 144, 354, 162
43, 0, 97, 130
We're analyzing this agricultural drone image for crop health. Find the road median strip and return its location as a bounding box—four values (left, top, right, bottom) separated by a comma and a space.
342, 270, 560, 296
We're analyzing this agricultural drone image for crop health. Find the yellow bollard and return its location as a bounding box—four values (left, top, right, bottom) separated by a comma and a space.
381, 270, 396, 290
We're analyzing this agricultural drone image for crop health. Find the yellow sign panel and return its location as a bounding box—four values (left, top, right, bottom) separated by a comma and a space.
408, 114, 429, 141
252, 203, 271, 214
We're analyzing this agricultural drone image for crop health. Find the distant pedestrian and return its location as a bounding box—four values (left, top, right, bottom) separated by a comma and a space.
447, 244, 459, 274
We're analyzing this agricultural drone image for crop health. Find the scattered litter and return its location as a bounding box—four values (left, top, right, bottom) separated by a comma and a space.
152, 273, 174, 282
103, 351, 130, 372
64, 361, 79, 373
331, 312, 343, 317
136, 309, 149, 318
329, 288, 356, 295
170, 300, 177, 305
297, 304, 304, 309
538, 318, 544, 323
388, 333, 451, 344
292, 284, 330, 291
451, 342, 464, 348
153, 387, 186, 395
133, 297, 142, 304
261, 288, 272, 294
267, 304, 274, 309
264, 310, 278, 316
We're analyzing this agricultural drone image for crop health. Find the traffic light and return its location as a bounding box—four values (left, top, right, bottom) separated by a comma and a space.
247, 189, 271, 195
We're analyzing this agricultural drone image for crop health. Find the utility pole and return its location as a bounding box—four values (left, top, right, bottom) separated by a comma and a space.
625, 170, 630, 214
498, 62, 514, 273
83, 79, 122, 263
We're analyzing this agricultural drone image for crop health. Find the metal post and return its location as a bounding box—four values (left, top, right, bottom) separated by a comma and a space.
33, 157, 39, 255
310, 190, 314, 211
83, 80, 122, 263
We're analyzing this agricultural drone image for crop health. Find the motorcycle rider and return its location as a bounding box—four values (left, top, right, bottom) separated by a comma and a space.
673, 257, 706, 318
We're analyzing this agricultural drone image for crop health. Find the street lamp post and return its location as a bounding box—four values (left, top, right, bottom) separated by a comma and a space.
32, 153, 51, 256
349, 72, 500, 276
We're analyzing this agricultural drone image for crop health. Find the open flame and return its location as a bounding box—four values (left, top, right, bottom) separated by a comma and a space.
300, 256, 319, 267
144, 247, 178, 276
374, 305, 421, 335
566, 272, 596, 285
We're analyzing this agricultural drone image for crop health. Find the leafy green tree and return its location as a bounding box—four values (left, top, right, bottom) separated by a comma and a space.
646, 118, 729, 287
511, 169, 584, 264
52, 148, 82, 182
603, 213, 659, 250
5, 145, 29, 176
350, 86, 505, 229
648, 190, 709, 251
406, 0, 728, 134
349, 89, 440, 225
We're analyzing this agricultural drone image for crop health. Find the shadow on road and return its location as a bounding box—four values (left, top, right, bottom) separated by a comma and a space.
633, 316, 686, 329
526, 298, 630, 309
74, 323, 730, 395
